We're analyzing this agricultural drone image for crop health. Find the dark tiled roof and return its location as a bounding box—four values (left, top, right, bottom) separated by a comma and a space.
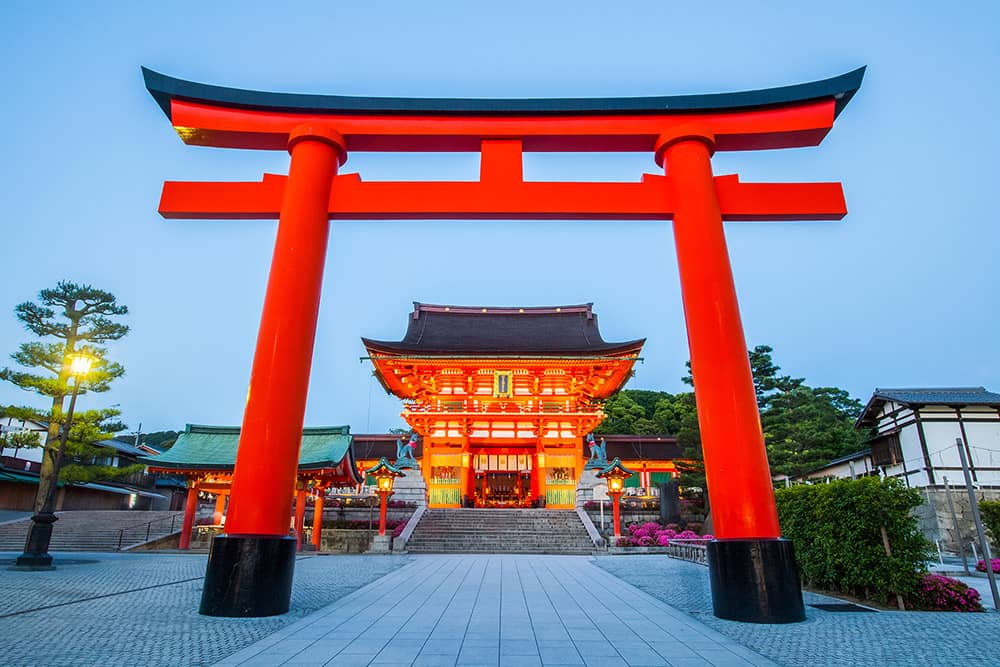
856, 387, 1000, 429
823, 448, 872, 467
352, 434, 422, 461
583, 435, 682, 461
873, 387, 1000, 406
98, 439, 147, 458
363, 303, 644, 356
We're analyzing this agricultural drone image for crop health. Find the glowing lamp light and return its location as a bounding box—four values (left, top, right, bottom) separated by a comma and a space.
596, 458, 635, 489
377, 474, 394, 493
366, 457, 405, 536
68, 353, 94, 377
369, 457, 404, 494
596, 458, 636, 539
607, 475, 625, 494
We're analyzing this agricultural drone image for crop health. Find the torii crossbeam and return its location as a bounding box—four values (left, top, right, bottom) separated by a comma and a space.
144, 66, 864, 623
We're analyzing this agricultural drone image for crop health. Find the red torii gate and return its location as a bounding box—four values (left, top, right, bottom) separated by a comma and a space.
143, 66, 864, 622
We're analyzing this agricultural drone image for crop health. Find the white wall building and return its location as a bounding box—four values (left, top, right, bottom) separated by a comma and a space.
855, 387, 1000, 488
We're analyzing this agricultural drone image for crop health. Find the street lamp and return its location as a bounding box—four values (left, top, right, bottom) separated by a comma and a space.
16, 352, 94, 569
597, 457, 635, 540
368, 457, 404, 537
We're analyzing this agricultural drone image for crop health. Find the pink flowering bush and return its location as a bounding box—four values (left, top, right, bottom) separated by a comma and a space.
391, 519, 407, 538
620, 521, 712, 547
909, 574, 983, 612
975, 558, 1000, 574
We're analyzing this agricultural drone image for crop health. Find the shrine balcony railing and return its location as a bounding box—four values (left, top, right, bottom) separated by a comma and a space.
403, 402, 601, 415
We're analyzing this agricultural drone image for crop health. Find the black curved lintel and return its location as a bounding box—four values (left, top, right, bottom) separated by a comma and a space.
142, 66, 865, 122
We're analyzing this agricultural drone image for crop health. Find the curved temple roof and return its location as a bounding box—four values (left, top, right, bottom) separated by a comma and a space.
146, 424, 364, 484
143, 66, 865, 120
363, 302, 644, 357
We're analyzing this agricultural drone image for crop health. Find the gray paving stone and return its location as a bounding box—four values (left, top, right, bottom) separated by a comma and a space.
0, 551, 407, 667
596, 555, 1000, 667
15, 551, 991, 667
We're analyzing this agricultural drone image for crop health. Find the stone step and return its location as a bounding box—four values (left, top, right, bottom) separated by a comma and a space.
0, 510, 185, 552
405, 507, 595, 554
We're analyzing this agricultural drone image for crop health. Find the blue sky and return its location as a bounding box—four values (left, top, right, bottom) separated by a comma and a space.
0, 1, 997, 434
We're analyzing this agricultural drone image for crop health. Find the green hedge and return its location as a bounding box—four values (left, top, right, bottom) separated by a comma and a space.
980, 500, 1000, 549
775, 477, 930, 604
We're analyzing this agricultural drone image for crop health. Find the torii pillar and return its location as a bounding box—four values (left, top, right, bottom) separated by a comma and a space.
199, 125, 345, 617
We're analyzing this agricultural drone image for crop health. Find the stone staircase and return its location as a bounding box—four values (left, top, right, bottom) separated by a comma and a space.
0, 510, 184, 552
404, 508, 596, 554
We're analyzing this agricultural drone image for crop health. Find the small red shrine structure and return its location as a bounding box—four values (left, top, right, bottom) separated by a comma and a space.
143, 65, 863, 622
364, 303, 643, 509
146, 425, 362, 552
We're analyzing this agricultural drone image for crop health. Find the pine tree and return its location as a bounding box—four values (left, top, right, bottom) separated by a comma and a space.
0, 282, 129, 512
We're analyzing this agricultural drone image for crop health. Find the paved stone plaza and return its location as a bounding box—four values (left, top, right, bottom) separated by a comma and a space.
1, 551, 997, 666
597, 556, 1000, 667
0, 552, 407, 666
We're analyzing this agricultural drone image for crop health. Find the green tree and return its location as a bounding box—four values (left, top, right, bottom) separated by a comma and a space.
616, 345, 866, 491
0, 428, 42, 457
595, 389, 705, 495
595, 391, 649, 435
682, 344, 803, 408
762, 386, 866, 477
0, 282, 129, 511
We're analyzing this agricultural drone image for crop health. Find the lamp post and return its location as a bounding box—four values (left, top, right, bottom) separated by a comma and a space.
16, 353, 94, 569
597, 458, 635, 540
368, 456, 403, 551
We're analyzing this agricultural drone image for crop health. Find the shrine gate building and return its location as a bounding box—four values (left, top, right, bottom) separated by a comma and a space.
364, 302, 644, 509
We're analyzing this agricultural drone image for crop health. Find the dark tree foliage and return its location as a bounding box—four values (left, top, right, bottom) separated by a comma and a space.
600, 345, 866, 491
0, 282, 129, 511
763, 386, 866, 477
980, 501, 1000, 550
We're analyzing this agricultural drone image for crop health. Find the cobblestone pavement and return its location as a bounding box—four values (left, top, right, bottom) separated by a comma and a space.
0, 551, 408, 667
596, 556, 1000, 667
218, 554, 775, 666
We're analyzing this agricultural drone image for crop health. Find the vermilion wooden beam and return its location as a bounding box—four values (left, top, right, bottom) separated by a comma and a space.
158, 172, 845, 221
169, 98, 837, 153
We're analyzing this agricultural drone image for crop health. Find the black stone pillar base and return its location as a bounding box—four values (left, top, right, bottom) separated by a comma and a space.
199, 535, 296, 617
707, 538, 805, 624
13, 512, 58, 570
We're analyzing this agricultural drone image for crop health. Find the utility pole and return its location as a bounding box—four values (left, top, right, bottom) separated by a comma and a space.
133, 422, 142, 449
955, 438, 999, 610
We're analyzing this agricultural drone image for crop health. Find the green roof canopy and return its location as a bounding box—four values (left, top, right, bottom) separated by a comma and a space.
146, 424, 362, 483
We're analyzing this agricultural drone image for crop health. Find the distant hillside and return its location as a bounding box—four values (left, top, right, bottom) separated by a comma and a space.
116, 430, 181, 451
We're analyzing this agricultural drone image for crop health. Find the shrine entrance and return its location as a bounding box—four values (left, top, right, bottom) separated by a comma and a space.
473, 451, 532, 508
143, 65, 863, 623
476, 471, 531, 507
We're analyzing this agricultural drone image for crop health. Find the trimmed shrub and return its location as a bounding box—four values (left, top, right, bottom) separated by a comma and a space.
909, 574, 983, 612
775, 477, 931, 605
979, 500, 1000, 549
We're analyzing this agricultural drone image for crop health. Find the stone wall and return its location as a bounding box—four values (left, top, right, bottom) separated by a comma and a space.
913, 485, 1000, 552
309, 528, 378, 553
